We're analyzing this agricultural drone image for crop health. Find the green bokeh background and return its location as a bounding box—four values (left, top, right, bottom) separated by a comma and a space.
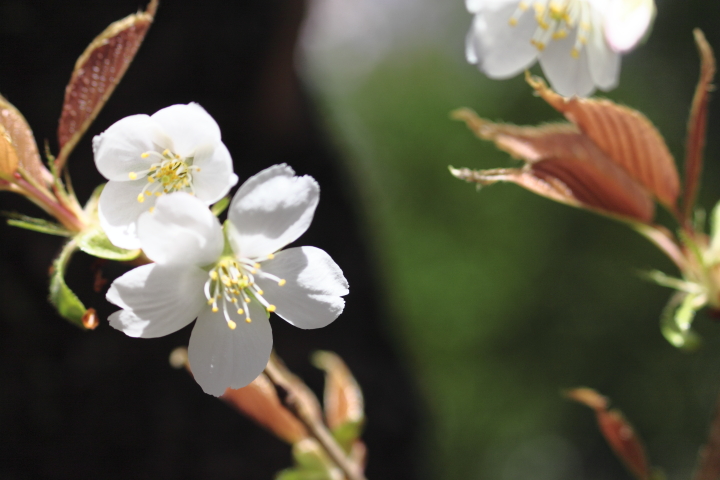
302, 1, 720, 478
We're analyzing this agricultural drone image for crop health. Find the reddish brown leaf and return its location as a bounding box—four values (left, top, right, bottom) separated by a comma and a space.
222, 374, 308, 444
527, 75, 680, 209
452, 109, 655, 222
682, 29, 716, 222
56, 0, 157, 170
312, 351, 364, 431
566, 388, 651, 480
0, 94, 49, 186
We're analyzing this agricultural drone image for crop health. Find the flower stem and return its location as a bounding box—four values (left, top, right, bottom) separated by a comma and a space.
11, 173, 86, 233
264, 355, 367, 480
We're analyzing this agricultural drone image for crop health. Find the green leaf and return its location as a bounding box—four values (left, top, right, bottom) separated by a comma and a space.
4, 212, 71, 236
76, 226, 141, 261
49, 239, 87, 328
660, 291, 702, 351
211, 196, 230, 217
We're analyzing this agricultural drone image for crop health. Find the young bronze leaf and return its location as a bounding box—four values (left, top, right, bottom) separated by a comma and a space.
0, 95, 49, 186
452, 109, 654, 222
566, 388, 652, 480
56, 0, 157, 171
682, 29, 716, 222
221, 374, 309, 444
527, 75, 680, 209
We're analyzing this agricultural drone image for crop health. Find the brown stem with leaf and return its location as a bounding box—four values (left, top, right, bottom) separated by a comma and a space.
264, 355, 367, 480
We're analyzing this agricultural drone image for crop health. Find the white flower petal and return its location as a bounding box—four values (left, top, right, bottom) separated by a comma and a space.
191, 143, 239, 203
228, 164, 319, 259
539, 31, 596, 97
466, 0, 517, 14
93, 114, 170, 181
467, 4, 539, 79
257, 246, 348, 329
107, 263, 207, 338
99, 179, 158, 250
151, 104, 221, 157
588, 21, 621, 91
188, 301, 272, 396
138, 192, 223, 266
604, 0, 655, 53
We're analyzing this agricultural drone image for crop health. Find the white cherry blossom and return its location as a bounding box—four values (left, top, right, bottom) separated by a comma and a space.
106, 165, 349, 396
465, 0, 653, 97
93, 103, 238, 250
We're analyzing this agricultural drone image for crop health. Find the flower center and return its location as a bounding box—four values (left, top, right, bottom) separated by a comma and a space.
204, 254, 286, 329
128, 149, 201, 203
509, 0, 592, 58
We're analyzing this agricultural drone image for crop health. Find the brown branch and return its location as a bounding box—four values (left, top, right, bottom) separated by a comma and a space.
693, 390, 720, 480
264, 355, 367, 480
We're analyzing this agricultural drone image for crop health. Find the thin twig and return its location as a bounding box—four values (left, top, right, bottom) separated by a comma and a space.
264, 355, 367, 480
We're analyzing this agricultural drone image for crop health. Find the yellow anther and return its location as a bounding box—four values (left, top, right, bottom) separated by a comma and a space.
237, 308, 244, 315
210, 271, 218, 280
149, 207, 155, 213
509, 17, 518, 26
141, 152, 150, 159
250, 269, 257, 274
267, 305, 276, 313
231, 298, 238, 303
147, 177, 155, 183
245, 318, 252, 324
580, 21, 590, 31
227, 320, 237, 330
267, 253, 275, 260
145, 190, 152, 196
212, 306, 219, 313
278, 279, 286, 286
128, 172, 138, 180
155, 192, 162, 197
244, 297, 251, 303
253, 263, 261, 269
137, 193, 145, 203
162, 149, 170, 156
571, 47, 580, 58
257, 289, 264, 295
207, 298, 215, 305
552, 30, 567, 40
519, 1, 528, 11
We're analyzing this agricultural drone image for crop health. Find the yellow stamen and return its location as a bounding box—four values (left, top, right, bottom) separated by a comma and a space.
267, 305, 276, 313
245, 318, 252, 324
128, 172, 138, 180
137, 193, 145, 203
141, 152, 150, 159
237, 309, 244, 315
267, 253, 275, 260
227, 320, 237, 330
212, 306, 219, 313
149, 207, 155, 213
278, 279, 286, 286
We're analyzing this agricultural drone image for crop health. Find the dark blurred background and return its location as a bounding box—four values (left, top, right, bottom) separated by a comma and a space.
3, 0, 720, 479
0, 1, 421, 479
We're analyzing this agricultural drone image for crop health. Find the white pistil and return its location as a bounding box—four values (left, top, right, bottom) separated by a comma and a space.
512, 0, 588, 57
204, 256, 283, 330
131, 149, 201, 203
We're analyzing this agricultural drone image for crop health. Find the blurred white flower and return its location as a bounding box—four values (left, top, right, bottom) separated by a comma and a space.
93, 103, 238, 249
106, 165, 349, 396
465, 0, 654, 97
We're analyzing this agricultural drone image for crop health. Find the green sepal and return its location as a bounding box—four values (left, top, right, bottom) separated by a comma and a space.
211, 196, 230, 217
76, 226, 141, 261
275, 441, 336, 480
4, 212, 71, 236
331, 421, 363, 454
660, 291, 702, 351
49, 239, 87, 328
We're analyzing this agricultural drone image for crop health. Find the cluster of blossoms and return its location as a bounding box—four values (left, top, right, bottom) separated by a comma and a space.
94, 104, 348, 396
465, 0, 656, 96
